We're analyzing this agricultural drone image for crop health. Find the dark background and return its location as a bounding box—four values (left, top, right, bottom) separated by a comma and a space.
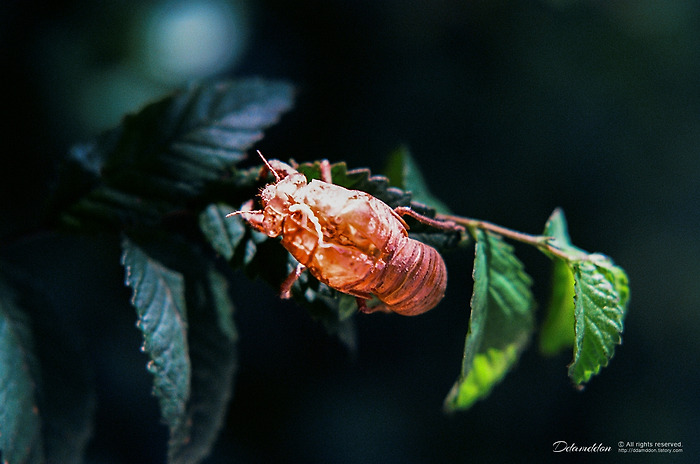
2, 0, 698, 462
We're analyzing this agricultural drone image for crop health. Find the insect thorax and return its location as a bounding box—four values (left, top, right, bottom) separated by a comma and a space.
277, 182, 409, 291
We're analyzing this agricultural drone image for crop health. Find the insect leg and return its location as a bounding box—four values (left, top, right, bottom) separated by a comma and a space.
355, 297, 370, 313
280, 263, 306, 299
288, 203, 325, 247
394, 206, 464, 233
356, 298, 392, 314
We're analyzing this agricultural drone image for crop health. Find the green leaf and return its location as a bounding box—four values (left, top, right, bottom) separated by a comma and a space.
170, 266, 238, 464
199, 203, 247, 260
384, 145, 452, 214
599, 255, 630, 312
539, 259, 576, 355
543, 208, 570, 244
539, 208, 576, 355
541, 208, 587, 260
0, 277, 44, 464
444, 230, 535, 411
61, 79, 294, 229
121, 237, 191, 456
537, 209, 629, 385
568, 257, 628, 385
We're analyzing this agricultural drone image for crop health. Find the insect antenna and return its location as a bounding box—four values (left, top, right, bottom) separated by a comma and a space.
226, 199, 262, 218
257, 150, 282, 182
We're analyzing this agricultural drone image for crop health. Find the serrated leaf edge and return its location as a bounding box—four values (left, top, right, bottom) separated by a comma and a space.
120, 237, 192, 443
567, 260, 627, 385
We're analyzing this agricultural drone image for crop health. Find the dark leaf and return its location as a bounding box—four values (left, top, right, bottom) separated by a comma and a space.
0, 265, 97, 464
121, 237, 191, 457
29, 297, 95, 464
0, 275, 44, 464
61, 79, 294, 229
122, 234, 240, 463
199, 203, 247, 261
104, 79, 294, 191
170, 266, 238, 464
384, 145, 452, 214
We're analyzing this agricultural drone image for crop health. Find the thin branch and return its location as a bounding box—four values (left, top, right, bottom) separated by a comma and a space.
436, 213, 572, 261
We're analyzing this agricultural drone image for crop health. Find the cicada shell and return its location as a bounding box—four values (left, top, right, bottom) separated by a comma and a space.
230, 153, 451, 316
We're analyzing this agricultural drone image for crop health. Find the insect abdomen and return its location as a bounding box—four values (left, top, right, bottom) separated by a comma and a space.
365, 237, 447, 316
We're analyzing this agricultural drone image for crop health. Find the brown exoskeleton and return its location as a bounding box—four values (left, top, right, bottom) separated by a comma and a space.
228, 152, 461, 316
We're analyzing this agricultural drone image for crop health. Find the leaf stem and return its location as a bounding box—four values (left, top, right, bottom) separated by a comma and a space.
436, 213, 570, 261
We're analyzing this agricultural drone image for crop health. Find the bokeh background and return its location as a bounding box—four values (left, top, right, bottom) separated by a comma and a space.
3, 0, 699, 462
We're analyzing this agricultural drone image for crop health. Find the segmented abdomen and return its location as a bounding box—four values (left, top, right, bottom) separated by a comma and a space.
361, 236, 447, 316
